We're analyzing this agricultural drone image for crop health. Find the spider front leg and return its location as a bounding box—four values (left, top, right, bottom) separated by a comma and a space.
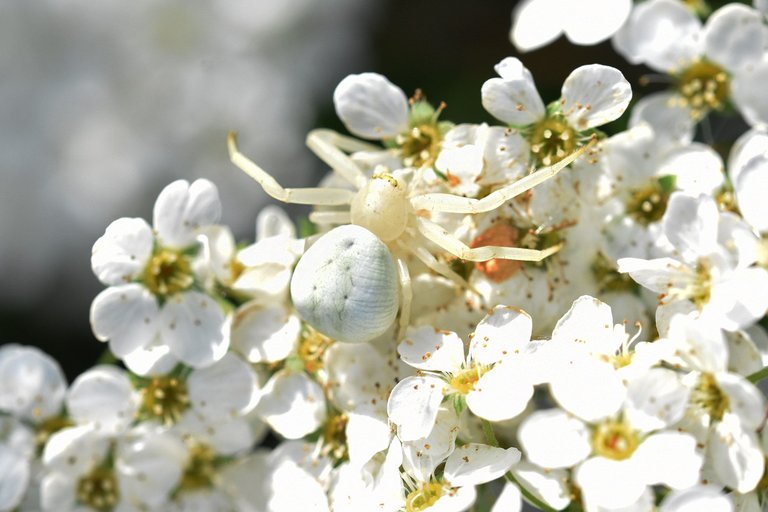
306, 129, 380, 190
409, 136, 596, 214
415, 217, 562, 262
228, 132, 355, 206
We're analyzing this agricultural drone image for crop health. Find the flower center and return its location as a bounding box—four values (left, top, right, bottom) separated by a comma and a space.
690, 258, 713, 309
321, 412, 349, 463
405, 481, 445, 512
529, 115, 577, 166
77, 466, 119, 511
398, 123, 443, 168
625, 177, 673, 225
677, 60, 729, 120
691, 372, 729, 422
140, 376, 190, 425
449, 366, 488, 395
470, 222, 523, 282
395, 95, 447, 168
180, 442, 217, 491
142, 249, 194, 298
297, 326, 335, 374
591, 420, 639, 461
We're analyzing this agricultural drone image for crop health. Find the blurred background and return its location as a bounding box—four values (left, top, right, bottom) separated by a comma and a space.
0, 0, 639, 380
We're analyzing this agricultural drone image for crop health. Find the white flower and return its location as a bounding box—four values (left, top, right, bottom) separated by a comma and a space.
511, 0, 632, 51
333, 72, 451, 168
90, 179, 229, 370
660, 314, 766, 494
41, 425, 185, 511
618, 193, 768, 331
387, 306, 538, 441
433, 123, 530, 197
482, 57, 630, 171
519, 405, 702, 510
203, 205, 302, 302
324, 342, 397, 469
397, 432, 521, 512
539, 296, 670, 423
614, 1, 768, 123
0, 345, 67, 424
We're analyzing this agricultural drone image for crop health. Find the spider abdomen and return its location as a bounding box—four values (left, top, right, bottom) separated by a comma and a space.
290, 224, 399, 343
350, 173, 409, 242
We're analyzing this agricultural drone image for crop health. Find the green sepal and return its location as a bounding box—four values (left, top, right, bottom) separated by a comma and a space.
409, 100, 436, 126
658, 174, 677, 193
451, 393, 467, 416
284, 355, 306, 373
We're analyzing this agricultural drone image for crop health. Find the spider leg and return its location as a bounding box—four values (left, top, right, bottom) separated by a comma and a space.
410, 136, 596, 214
306, 129, 378, 190
415, 217, 562, 262
228, 132, 355, 205
395, 256, 412, 342
394, 237, 468, 289
308, 210, 352, 225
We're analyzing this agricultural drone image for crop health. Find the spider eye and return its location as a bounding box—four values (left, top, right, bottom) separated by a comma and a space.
371, 173, 398, 188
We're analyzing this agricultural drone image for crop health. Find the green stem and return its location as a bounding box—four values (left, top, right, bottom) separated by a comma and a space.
481, 418, 499, 447
747, 365, 768, 385
504, 471, 558, 512
480, 419, 557, 512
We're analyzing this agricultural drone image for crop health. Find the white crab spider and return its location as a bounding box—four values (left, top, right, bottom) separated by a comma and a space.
228, 129, 593, 342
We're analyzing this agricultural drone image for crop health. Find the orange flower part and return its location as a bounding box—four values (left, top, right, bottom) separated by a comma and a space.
470, 222, 522, 282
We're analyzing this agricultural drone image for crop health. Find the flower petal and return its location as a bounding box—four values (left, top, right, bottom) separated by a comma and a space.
66, 365, 138, 434
160, 291, 228, 368
333, 73, 409, 140
575, 457, 647, 510
518, 409, 591, 469
90, 283, 159, 357
91, 217, 153, 286
466, 362, 534, 422
562, 0, 632, 46
153, 179, 221, 249
703, 4, 766, 73
188, 353, 257, 418
481, 57, 545, 125
255, 371, 326, 440
561, 64, 632, 130
444, 443, 521, 487
633, 431, 702, 489
0, 445, 29, 511
469, 305, 532, 365
386, 375, 447, 442
231, 301, 300, 364
398, 326, 465, 372
509, 0, 564, 52
732, 61, 768, 127
612, 0, 701, 71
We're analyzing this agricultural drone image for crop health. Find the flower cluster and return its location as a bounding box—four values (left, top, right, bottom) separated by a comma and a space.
3, 1, 768, 511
